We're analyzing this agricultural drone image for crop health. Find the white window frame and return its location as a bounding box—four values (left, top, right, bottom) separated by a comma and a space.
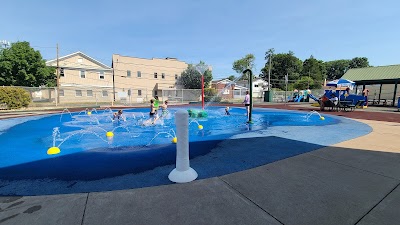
127, 70, 131, 77
137, 71, 141, 78
98, 71, 105, 79
102, 90, 108, 97
87, 90, 93, 97
78, 58, 83, 63
138, 90, 142, 96
80, 70, 86, 78
75, 90, 83, 97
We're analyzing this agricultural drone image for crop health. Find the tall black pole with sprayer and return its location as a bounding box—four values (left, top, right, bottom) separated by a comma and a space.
243, 69, 253, 123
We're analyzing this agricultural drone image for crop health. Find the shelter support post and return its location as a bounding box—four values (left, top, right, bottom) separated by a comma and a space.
393, 80, 398, 107
378, 84, 383, 102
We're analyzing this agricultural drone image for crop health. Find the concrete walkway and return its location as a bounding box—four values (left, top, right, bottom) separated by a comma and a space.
1, 111, 400, 224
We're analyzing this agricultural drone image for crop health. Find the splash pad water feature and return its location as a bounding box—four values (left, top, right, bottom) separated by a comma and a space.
0, 106, 374, 196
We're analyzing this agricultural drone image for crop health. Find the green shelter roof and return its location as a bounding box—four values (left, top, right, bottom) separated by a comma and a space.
342, 64, 400, 82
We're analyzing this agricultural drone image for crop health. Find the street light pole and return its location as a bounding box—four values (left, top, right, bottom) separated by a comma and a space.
268, 55, 272, 92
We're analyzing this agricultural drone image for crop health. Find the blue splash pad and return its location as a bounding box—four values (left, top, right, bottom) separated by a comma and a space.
0, 107, 371, 195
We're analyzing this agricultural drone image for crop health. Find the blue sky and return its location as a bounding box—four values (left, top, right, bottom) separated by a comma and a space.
2, 0, 400, 79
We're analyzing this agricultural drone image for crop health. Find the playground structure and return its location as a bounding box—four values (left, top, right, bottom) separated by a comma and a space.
309, 87, 367, 109
289, 89, 311, 102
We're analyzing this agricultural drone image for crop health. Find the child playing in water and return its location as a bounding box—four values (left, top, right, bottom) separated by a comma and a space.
153, 100, 169, 124
142, 99, 157, 126
225, 106, 230, 115
161, 100, 169, 117
113, 109, 123, 121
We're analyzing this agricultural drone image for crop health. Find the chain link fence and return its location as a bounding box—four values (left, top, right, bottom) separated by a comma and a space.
4, 84, 399, 108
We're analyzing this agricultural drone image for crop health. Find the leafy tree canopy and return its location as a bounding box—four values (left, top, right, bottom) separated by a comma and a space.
261, 51, 302, 90
324, 59, 350, 80
293, 76, 314, 90
232, 54, 255, 80
349, 57, 369, 69
179, 62, 213, 89
301, 55, 326, 89
227, 75, 236, 81
0, 41, 55, 87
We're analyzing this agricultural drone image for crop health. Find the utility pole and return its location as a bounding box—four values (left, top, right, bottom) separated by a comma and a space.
268, 54, 272, 92
56, 43, 60, 106
266, 48, 274, 102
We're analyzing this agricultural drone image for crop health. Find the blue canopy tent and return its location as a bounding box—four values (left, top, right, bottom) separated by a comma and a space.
326, 78, 355, 89
325, 78, 366, 107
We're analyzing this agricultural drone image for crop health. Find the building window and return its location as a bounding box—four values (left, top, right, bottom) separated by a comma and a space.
138, 90, 142, 96
162, 73, 165, 79
223, 89, 230, 94
59, 89, 64, 97
154, 72, 158, 78
102, 91, 108, 97
127, 70, 131, 77
78, 58, 83, 63
80, 70, 86, 78
98, 71, 105, 79
87, 90, 93, 97
60, 68, 65, 77
75, 90, 82, 97
154, 90, 158, 96
137, 71, 141, 78
175, 74, 178, 80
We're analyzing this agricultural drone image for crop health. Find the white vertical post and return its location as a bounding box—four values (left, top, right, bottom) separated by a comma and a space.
168, 110, 198, 183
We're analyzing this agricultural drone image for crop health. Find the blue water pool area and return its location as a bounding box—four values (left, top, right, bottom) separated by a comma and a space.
0, 107, 372, 195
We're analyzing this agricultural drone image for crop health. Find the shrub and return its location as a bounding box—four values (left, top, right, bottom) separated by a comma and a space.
204, 88, 221, 102
0, 87, 31, 109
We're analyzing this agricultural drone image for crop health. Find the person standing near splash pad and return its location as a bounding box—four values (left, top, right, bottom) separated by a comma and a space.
154, 96, 160, 113
243, 90, 250, 118
142, 99, 157, 126
161, 100, 169, 117
153, 100, 169, 124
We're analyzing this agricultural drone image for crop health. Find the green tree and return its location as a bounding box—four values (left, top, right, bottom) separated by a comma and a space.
227, 75, 236, 81
232, 54, 255, 80
349, 57, 369, 69
261, 51, 302, 90
301, 55, 326, 89
293, 76, 314, 90
0, 41, 55, 87
324, 60, 350, 80
179, 62, 213, 89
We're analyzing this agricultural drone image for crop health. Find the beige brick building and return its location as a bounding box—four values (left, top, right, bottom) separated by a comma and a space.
46, 52, 208, 105
112, 54, 189, 102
